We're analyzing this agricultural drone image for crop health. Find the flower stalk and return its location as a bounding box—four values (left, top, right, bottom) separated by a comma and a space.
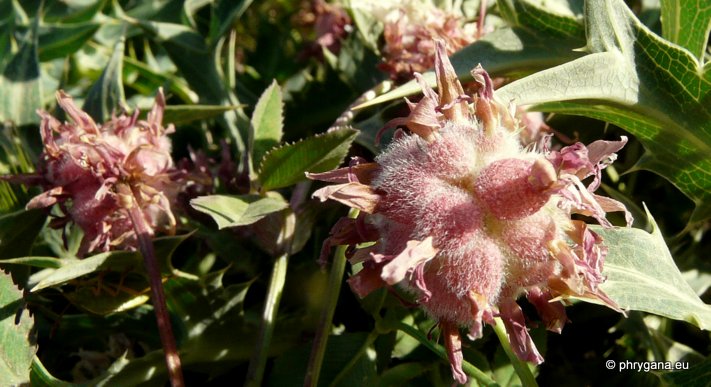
244, 250, 290, 387
118, 183, 184, 387
304, 208, 358, 387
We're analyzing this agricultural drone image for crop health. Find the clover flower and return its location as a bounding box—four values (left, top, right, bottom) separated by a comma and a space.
25, 90, 181, 255
371, 0, 478, 81
308, 42, 631, 384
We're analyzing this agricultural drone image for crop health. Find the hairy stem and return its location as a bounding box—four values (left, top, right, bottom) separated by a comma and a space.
120, 184, 184, 387
492, 317, 538, 387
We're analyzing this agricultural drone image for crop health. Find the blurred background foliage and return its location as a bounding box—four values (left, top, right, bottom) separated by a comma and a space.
0, 0, 709, 386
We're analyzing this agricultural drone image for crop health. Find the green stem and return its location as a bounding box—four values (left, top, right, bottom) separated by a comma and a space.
244, 251, 290, 387
121, 184, 184, 387
387, 320, 498, 387
304, 209, 357, 387
492, 317, 538, 387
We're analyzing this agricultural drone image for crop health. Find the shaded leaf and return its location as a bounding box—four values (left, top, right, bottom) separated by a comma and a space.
0, 209, 47, 259
250, 80, 283, 171
209, 0, 253, 44
37, 23, 100, 61
660, 0, 711, 59
162, 104, 246, 125
0, 271, 37, 386
190, 194, 288, 229
0, 19, 42, 126
594, 208, 711, 330
83, 35, 126, 122
30, 234, 189, 292
496, 0, 711, 223
138, 19, 249, 153
63, 272, 151, 315
659, 356, 711, 387
0, 257, 62, 269
258, 128, 359, 191
267, 333, 376, 387
30, 356, 75, 387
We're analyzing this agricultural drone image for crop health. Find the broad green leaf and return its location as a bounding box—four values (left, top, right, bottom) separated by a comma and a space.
496, 0, 711, 223
594, 209, 711, 330
497, 0, 585, 38
660, 0, 711, 59
0, 19, 42, 126
30, 234, 189, 292
347, 0, 383, 53
258, 128, 359, 191
0, 209, 47, 259
0, 271, 37, 386
660, 356, 711, 387
37, 23, 100, 61
250, 80, 283, 170
162, 104, 246, 125
190, 194, 288, 229
355, 26, 584, 109
83, 34, 126, 122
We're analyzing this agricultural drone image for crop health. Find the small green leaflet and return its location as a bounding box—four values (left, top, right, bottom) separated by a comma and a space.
83, 34, 126, 122
190, 194, 288, 229
258, 128, 359, 191
250, 80, 283, 171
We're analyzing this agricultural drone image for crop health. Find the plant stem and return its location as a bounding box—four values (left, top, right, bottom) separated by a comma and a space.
303, 209, 357, 387
121, 184, 184, 387
492, 317, 538, 387
244, 250, 290, 387
387, 320, 498, 387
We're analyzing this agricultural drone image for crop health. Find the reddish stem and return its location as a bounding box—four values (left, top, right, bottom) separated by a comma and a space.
121, 184, 184, 387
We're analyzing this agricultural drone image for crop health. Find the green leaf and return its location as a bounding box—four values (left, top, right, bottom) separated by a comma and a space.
138, 19, 249, 153
250, 80, 283, 171
0, 271, 37, 386
0, 19, 42, 126
37, 23, 100, 61
0, 209, 47, 259
355, 26, 584, 109
594, 208, 711, 330
659, 356, 711, 387
162, 104, 246, 125
82, 34, 126, 122
190, 194, 288, 229
30, 356, 76, 387
267, 333, 376, 387
29, 234, 189, 292
660, 0, 711, 59
496, 0, 711, 223
0, 257, 63, 269
63, 272, 151, 315
258, 128, 359, 191
209, 0, 253, 44
497, 0, 585, 38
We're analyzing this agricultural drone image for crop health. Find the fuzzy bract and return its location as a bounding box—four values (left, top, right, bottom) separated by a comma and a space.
309, 41, 631, 384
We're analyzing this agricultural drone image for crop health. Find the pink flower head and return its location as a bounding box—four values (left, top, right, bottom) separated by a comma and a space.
26, 90, 181, 255
376, 2, 479, 81
309, 41, 631, 384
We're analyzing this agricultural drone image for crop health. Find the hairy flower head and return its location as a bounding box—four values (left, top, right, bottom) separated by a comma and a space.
26, 90, 181, 255
309, 41, 631, 384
